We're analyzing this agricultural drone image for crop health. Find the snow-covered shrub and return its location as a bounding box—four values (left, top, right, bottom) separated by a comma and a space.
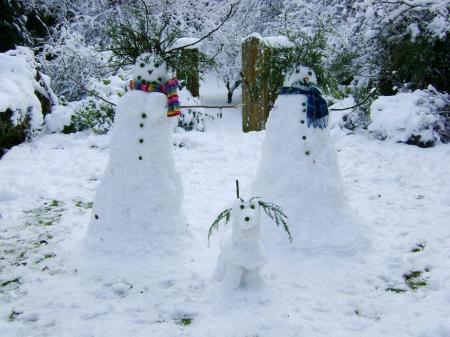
38, 28, 112, 101
368, 87, 449, 147
62, 99, 114, 135
336, 86, 378, 131
177, 88, 206, 132
45, 74, 127, 134
351, 0, 449, 94
0, 47, 56, 157
0, 0, 32, 52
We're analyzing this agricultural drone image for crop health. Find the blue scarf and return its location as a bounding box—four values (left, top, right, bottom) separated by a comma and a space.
280, 86, 329, 128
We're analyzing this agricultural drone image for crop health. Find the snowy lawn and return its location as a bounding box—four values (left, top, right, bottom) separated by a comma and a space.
1, 80, 450, 337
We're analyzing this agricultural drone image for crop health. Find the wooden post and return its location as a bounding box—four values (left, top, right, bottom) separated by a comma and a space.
241, 36, 286, 132
242, 36, 263, 132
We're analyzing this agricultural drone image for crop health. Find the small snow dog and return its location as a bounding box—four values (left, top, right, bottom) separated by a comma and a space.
209, 197, 292, 288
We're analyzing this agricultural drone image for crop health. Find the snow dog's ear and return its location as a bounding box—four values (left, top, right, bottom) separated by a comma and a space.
257, 199, 293, 243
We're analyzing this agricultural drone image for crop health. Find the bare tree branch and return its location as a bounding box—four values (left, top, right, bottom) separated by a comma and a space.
167, 3, 238, 53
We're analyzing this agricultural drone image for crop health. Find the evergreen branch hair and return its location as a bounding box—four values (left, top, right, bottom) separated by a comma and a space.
256, 199, 293, 243
208, 208, 232, 245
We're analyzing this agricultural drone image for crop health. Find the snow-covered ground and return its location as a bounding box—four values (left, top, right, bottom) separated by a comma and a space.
1, 78, 450, 337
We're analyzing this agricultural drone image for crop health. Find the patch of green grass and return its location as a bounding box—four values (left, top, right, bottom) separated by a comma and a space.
8, 310, 22, 322
411, 243, 426, 253
24, 200, 65, 227
176, 317, 193, 326
403, 270, 427, 290
1, 278, 21, 288
75, 200, 94, 209
385, 287, 407, 293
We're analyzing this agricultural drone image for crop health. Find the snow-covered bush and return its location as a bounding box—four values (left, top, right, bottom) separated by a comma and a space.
38, 28, 112, 101
350, 0, 449, 94
332, 85, 378, 131
177, 88, 206, 132
45, 74, 127, 134
62, 99, 114, 135
0, 47, 56, 157
0, 0, 32, 52
368, 87, 449, 147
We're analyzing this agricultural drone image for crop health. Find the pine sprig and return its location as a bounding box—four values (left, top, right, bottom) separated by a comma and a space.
257, 200, 293, 243
208, 208, 232, 245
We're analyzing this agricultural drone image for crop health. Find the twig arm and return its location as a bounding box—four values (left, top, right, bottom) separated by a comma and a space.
329, 88, 377, 112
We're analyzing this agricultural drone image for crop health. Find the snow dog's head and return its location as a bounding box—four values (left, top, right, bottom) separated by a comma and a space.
133, 53, 169, 83
232, 198, 261, 231
283, 65, 318, 88
208, 197, 292, 244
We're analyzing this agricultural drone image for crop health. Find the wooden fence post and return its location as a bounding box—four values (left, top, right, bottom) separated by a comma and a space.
242, 36, 263, 132
241, 35, 289, 132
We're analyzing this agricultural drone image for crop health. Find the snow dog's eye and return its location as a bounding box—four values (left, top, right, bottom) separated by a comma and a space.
154, 63, 160, 68
240, 205, 245, 210
250, 204, 255, 209
308, 71, 313, 76
295, 68, 300, 74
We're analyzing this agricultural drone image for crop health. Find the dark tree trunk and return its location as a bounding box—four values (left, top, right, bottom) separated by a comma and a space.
225, 80, 241, 104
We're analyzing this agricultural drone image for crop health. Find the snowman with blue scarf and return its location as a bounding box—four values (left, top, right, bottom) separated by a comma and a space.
253, 65, 369, 256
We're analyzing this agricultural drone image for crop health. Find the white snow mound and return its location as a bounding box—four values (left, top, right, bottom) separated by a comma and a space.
368, 89, 441, 144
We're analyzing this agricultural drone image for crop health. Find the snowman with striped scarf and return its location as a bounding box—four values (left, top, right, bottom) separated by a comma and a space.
253, 65, 370, 256
86, 53, 188, 255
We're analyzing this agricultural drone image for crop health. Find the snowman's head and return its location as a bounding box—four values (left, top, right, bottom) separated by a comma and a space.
232, 198, 261, 232
283, 65, 318, 88
133, 53, 169, 84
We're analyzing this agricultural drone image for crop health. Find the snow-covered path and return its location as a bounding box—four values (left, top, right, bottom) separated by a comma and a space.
1, 81, 449, 337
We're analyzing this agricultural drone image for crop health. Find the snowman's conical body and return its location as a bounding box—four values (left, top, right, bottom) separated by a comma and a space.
254, 66, 369, 256
86, 54, 186, 255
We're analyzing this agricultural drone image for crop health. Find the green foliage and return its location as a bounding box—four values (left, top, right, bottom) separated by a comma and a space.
106, 3, 215, 80
208, 198, 292, 244
24, 199, 65, 227
411, 243, 426, 253
0, 109, 30, 158
284, 27, 338, 94
246, 23, 339, 107
63, 98, 114, 135
403, 270, 427, 290
75, 200, 94, 209
176, 318, 193, 326
0, 0, 32, 52
8, 309, 22, 321
378, 34, 450, 94
208, 208, 232, 244
329, 50, 358, 86
256, 199, 292, 243
385, 287, 407, 293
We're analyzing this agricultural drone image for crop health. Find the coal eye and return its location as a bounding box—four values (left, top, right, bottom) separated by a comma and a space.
154, 63, 160, 68
140, 63, 145, 68
250, 205, 255, 209
308, 71, 312, 76
240, 205, 245, 209
295, 69, 300, 73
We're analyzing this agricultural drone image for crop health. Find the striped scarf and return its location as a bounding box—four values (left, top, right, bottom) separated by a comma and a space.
128, 78, 181, 117
280, 86, 329, 128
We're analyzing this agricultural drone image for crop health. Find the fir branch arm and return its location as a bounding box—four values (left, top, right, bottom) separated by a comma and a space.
208, 208, 232, 245
258, 201, 293, 243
